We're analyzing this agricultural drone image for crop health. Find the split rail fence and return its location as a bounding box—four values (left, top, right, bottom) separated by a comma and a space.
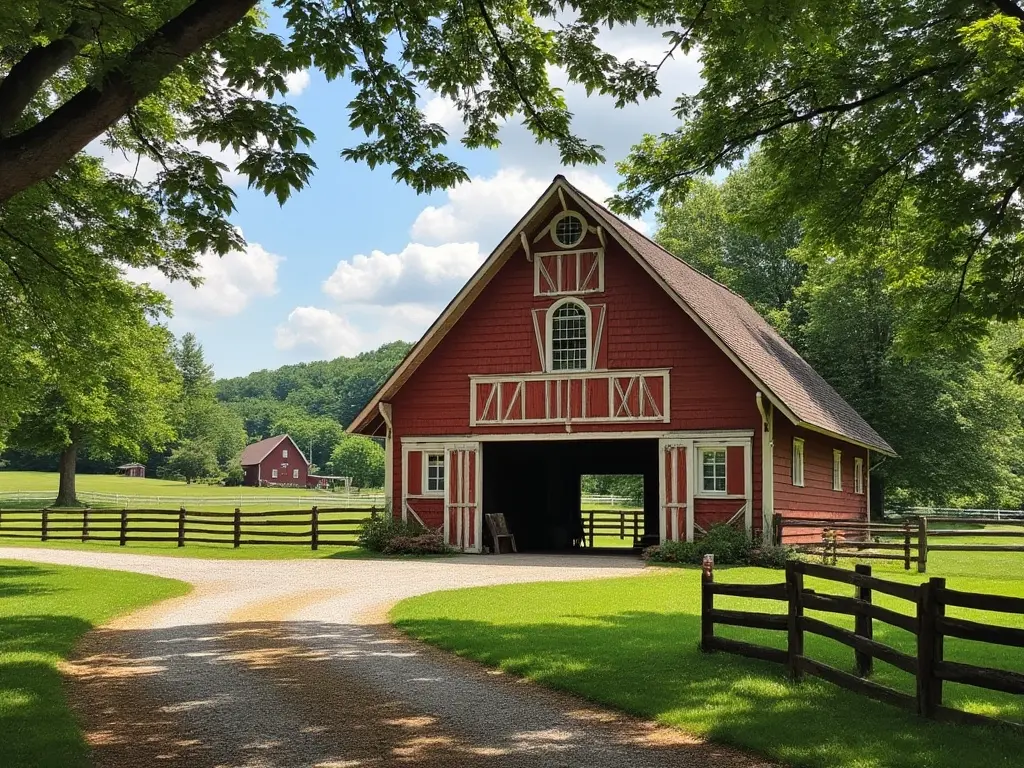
0, 507, 375, 550
701, 559, 1024, 731
773, 514, 1024, 573
580, 509, 643, 547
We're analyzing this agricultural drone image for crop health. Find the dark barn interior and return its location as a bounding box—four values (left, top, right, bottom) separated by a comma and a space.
482, 438, 659, 552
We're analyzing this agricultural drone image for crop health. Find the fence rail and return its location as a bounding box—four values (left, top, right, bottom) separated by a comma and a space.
0, 506, 374, 550
0, 489, 385, 508
773, 515, 1024, 573
701, 559, 1024, 731
580, 509, 643, 547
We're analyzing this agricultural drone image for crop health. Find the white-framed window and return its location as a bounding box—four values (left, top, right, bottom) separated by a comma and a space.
854, 457, 864, 494
425, 453, 445, 494
792, 438, 805, 487
292, 469, 299, 479
271, 468, 278, 479
550, 211, 586, 248
547, 299, 590, 371
833, 450, 843, 491
700, 448, 727, 494
282, 448, 288, 458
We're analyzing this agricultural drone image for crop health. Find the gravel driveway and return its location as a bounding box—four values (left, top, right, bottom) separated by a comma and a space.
1, 548, 775, 767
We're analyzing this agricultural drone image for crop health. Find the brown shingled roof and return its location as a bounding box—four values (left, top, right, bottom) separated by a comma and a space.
563, 177, 894, 454
240, 435, 304, 466
349, 175, 894, 455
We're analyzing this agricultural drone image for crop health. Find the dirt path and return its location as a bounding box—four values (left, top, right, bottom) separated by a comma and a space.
1, 548, 776, 767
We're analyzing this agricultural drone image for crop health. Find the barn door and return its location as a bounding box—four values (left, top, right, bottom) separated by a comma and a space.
659, 440, 693, 542
444, 443, 482, 552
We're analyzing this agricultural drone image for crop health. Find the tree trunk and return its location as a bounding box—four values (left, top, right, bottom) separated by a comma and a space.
55, 441, 78, 507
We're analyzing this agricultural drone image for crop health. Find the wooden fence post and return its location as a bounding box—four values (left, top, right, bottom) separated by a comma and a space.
233, 508, 241, 549
41, 509, 49, 542
786, 561, 804, 681
620, 510, 625, 541
311, 506, 319, 551
177, 507, 186, 548
854, 564, 874, 677
81, 508, 89, 542
772, 512, 783, 547
700, 556, 714, 651
588, 510, 595, 548
916, 577, 945, 718
119, 509, 128, 546
903, 520, 912, 570
917, 517, 928, 574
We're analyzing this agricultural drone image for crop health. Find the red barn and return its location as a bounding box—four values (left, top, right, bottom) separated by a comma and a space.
349, 176, 894, 552
239, 435, 309, 487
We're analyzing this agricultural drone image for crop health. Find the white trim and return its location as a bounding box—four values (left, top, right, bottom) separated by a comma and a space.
854, 457, 865, 495
402, 429, 754, 444
833, 449, 843, 492
533, 248, 605, 297
546, 297, 592, 372
531, 309, 546, 372
756, 394, 774, 539
743, 442, 753, 535
271, 469, 278, 479
520, 231, 531, 262
549, 210, 586, 248
792, 437, 805, 487
379, 403, 394, 513
697, 446, 728, 496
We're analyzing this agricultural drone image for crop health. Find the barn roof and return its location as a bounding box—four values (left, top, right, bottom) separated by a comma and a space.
349, 176, 894, 455
239, 434, 308, 467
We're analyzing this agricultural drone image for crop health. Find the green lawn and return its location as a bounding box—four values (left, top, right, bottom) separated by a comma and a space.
392, 551, 1024, 768
0, 470, 383, 511
0, 559, 189, 767
0, 538, 364, 559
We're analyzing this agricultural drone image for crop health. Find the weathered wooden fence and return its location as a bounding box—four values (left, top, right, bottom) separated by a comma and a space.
580, 509, 643, 547
773, 514, 1024, 573
701, 559, 1024, 730
0, 507, 374, 550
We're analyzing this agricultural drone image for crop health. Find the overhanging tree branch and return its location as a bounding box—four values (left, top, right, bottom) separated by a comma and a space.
989, 0, 1024, 24
0, 0, 257, 203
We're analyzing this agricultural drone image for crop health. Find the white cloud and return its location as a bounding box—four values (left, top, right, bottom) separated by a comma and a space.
90, 138, 246, 187
323, 241, 484, 305
275, 303, 438, 358
411, 167, 646, 247
126, 240, 282, 319
422, 94, 463, 134
284, 69, 310, 96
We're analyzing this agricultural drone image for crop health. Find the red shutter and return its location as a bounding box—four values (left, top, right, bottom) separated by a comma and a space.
726, 446, 745, 496
407, 451, 422, 496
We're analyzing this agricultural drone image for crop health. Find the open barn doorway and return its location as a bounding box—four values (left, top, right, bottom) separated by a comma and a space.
482, 438, 659, 553
580, 475, 645, 548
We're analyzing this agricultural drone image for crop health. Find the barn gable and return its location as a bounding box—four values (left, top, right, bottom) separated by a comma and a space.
350, 176, 893, 456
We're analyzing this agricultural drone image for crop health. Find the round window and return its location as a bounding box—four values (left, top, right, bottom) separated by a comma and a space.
552, 213, 585, 248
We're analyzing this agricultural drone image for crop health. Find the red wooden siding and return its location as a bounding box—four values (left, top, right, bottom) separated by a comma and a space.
773, 419, 868, 542
694, 498, 748, 530
409, 498, 444, 528
251, 436, 308, 487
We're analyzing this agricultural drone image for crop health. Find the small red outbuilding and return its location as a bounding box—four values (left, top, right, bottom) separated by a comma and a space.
349, 176, 895, 552
239, 434, 309, 487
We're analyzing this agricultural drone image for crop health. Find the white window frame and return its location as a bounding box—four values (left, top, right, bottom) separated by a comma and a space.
271, 468, 278, 479
549, 210, 587, 249
546, 297, 591, 372
792, 438, 805, 487
424, 452, 446, 496
698, 447, 728, 495
282, 448, 288, 458
854, 457, 864, 495
833, 449, 843, 492
292, 468, 299, 480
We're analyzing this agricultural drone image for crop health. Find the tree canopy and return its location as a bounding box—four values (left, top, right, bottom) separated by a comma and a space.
615, 2, 1024, 365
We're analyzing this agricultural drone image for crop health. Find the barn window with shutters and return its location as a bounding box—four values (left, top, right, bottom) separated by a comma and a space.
854, 457, 864, 494
700, 448, 727, 493
833, 450, 843, 491
425, 453, 445, 494
548, 300, 589, 371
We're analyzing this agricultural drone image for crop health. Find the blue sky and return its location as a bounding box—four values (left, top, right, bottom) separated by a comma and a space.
119, 18, 702, 379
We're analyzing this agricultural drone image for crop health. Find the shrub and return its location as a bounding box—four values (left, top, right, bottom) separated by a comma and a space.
382, 532, 451, 555
642, 524, 754, 565
222, 460, 244, 487
358, 512, 436, 553
748, 543, 798, 569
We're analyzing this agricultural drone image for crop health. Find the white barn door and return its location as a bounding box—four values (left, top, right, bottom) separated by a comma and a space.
444, 443, 483, 552
659, 439, 693, 542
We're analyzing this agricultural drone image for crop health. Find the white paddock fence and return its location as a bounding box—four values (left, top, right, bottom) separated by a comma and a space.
0, 489, 385, 509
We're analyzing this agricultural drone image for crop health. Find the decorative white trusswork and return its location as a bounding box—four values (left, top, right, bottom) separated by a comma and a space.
660, 442, 690, 542
469, 368, 670, 427
534, 248, 604, 297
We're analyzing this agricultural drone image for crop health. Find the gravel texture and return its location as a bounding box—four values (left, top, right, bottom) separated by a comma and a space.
2, 548, 777, 767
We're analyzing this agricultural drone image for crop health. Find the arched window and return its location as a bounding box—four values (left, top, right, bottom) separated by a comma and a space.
549, 300, 589, 371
